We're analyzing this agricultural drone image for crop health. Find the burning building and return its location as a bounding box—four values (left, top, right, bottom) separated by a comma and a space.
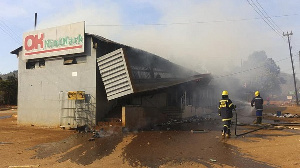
11, 22, 213, 130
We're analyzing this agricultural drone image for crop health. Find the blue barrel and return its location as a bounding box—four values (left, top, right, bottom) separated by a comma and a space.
276, 111, 281, 116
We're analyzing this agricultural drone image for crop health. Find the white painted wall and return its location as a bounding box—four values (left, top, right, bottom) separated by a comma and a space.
17, 36, 96, 127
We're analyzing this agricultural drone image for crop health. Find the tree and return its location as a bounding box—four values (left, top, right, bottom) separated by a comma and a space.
0, 75, 18, 105
238, 51, 281, 96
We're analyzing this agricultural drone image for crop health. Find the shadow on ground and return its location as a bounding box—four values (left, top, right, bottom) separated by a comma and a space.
29, 132, 123, 165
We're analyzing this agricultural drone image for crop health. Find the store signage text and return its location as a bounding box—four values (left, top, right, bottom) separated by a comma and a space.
24, 33, 83, 56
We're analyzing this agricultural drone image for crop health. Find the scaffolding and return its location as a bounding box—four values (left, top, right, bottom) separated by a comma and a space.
59, 91, 96, 129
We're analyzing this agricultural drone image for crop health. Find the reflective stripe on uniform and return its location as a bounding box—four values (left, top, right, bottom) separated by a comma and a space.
222, 118, 232, 121
255, 97, 262, 99
219, 100, 228, 108
228, 103, 233, 107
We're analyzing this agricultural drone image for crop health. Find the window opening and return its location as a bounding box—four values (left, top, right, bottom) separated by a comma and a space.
26, 58, 45, 69
64, 56, 86, 65
26, 61, 36, 69
38, 59, 45, 67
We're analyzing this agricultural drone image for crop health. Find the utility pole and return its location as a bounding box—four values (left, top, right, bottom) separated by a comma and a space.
283, 31, 299, 105
34, 13, 37, 30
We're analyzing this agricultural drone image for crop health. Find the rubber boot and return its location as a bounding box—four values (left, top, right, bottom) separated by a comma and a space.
226, 129, 231, 138
257, 117, 262, 124
222, 126, 227, 136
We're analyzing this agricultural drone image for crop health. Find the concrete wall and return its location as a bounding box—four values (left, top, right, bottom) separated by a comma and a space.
122, 106, 146, 130
121, 92, 168, 130
17, 36, 97, 127
121, 106, 166, 131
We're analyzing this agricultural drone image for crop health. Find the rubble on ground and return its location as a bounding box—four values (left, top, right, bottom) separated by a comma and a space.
157, 115, 215, 127
271, 113, 299, 118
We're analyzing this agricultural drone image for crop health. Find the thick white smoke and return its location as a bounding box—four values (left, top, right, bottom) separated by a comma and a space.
35, 0, 294, 76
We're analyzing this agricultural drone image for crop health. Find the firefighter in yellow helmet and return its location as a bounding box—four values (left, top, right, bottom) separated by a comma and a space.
218, 90, 236, 137
251, 91, 264, 124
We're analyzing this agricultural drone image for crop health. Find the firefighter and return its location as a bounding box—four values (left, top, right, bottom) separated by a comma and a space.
218, 90, 236, 137
251, 91, 264, 124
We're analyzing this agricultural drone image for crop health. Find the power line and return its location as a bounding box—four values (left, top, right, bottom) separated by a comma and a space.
255, 0, 284, 33
247, 0, 284, 39
251, 0, 282, 34
246, 0, 286, 42
0, 19, 22, 37
0, 24, 22, 45
0, 17, 23, 33
0, 18, 22, 45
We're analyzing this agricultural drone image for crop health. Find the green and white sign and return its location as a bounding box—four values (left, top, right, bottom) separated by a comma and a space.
22, 22, 85, 60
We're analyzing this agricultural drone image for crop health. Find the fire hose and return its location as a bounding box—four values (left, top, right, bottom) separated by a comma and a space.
234, 111, 267, 137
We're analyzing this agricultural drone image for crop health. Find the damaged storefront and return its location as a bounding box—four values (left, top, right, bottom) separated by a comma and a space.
11, 22, 213, 130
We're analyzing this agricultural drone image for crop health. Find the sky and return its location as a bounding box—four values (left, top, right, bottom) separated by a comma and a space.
1, 0, 300, 79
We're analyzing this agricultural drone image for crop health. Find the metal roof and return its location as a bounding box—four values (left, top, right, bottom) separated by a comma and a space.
132, 74, 212, 93
11, 46, 22, 55
11, 33, 212, 101
95, 46, 212, 100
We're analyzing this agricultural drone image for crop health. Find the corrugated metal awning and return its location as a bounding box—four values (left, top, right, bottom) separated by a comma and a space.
97, 48, 134, 100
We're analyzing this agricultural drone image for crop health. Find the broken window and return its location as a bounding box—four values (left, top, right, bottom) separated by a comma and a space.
26, 61, 36, 69
26, 58, 45, 69
38, 59, 45, 67
63, 56, 86, 65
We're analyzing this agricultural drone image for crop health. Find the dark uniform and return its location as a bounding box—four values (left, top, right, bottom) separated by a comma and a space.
218, 91, 235, 137
251, 91, 263, 124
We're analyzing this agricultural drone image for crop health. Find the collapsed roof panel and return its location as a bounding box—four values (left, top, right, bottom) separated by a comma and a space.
97, 48, 134, 100
91, 34, 212, 100
97, 46, 212, 101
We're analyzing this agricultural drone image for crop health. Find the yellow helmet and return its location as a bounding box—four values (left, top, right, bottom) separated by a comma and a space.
255, 91, 260, 96
222, 90, 228, 96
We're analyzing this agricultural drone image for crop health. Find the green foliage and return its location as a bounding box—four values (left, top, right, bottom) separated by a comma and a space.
0, 70, 17, 80
0, 75, 18, 105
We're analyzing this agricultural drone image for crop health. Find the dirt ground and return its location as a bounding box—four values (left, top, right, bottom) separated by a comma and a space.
0, 103, 299, 168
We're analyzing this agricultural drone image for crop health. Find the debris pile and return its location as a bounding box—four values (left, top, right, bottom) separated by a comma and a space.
88, 128, 119, 141
272, 113, 299, 118
156, 115, 214, 127
92, 128, 114, 138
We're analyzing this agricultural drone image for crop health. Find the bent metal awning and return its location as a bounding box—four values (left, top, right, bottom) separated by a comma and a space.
97, 48, 134, 100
